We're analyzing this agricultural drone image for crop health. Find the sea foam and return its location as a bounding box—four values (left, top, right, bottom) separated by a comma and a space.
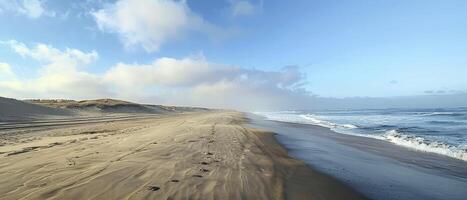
255, 111, 467, 162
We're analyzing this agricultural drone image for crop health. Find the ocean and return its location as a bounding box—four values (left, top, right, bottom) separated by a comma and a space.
256, 108, 467, 161
250, 108, 467, 200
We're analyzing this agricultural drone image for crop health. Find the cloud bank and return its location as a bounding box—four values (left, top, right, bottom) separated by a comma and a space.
0, 40, 312, 110
92, 0, 223, 52
103, 58, 309, 110
2, 41, 466, 110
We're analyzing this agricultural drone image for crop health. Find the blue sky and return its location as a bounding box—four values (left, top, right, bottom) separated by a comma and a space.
0, 0, 466, 109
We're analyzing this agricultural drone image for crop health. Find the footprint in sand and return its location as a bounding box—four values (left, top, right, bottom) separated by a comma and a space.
148, 186, 160, 191
48, 142, 63, 147
66, 158, 76, 166
199, 168, 210, 172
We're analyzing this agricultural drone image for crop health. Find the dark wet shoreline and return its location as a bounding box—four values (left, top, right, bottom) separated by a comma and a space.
248, 113, 467, 200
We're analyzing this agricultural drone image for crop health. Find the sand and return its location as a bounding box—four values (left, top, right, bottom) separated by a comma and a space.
0, 97, 72, 121
0, 111, 364, 200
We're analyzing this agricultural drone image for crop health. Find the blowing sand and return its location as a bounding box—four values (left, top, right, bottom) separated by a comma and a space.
0, 111, 364, 200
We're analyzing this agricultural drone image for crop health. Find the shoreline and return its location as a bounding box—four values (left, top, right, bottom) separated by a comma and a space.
255, 111, 467, 162
249, 114, 467, 200
244, 124, 366, 199
0, 111, 364, 199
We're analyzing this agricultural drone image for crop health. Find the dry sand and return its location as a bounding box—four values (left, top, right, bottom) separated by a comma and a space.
0, 111, 364, 200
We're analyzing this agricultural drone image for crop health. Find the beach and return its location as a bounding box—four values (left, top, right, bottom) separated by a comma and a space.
0, 111, 364, 200
1, 0, 466, 199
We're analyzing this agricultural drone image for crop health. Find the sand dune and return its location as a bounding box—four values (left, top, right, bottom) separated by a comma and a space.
0, 111, 363, 200
0, 97, 73, 121
1, 96, 208, 122
26, 99, 208, 114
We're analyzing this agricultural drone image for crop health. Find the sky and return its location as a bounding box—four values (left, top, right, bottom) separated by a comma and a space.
0, 0, 466, 110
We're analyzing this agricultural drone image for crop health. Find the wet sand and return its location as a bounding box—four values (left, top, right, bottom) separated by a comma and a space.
248, 114, 467, 200
0, 111, 364, 199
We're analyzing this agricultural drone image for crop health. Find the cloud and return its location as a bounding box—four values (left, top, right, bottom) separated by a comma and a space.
230, 0, 256, 17
7, 40, 98, 65
0, 0, 54, 18
0, 63, 20, 91
18, 0, 44, 18
1, 40, 310, 110
182, 76, 310, 110
103, 56, 230, 88
102, 57, 307, 109
103, 56, 303, 88
1, 40, 109, 99
3, 41, 464, 110
0, 63, 14, 79
92, 0, 222, 52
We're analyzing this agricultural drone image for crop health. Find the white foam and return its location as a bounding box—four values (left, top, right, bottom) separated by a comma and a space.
254, 111, 467, 162
255, 112, 358, 130
419, 112, 459, 117
382, 130, 467, 161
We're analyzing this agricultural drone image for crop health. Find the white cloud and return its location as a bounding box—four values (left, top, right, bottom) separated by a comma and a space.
0, 63, 14, 78
92, 0, 220, 52
0, 62, 23, 93
2, 41, 465, 110
1, 41, 108, 99
1, 40, 309, 110
0, 0, 54, 18
104, 56, 239, 88
103, 56, 304, 91
18, 0, 44, 18
7, 40, 98, 65
230, 0, 256, 17
103, 56, 307, 109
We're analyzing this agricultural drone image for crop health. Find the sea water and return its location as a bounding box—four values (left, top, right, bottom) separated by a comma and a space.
255, 108, 467, 161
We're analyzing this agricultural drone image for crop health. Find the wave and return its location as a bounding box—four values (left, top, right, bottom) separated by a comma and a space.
255, 112, 359, 133
255, 112, 467, 162
419, 112, 466, 117
299, 114, 358, 129
428, 120, 465, 125
382, 130, 467, 161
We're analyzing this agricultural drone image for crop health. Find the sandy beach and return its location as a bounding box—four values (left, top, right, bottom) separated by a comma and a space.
0, 110, 364, 200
